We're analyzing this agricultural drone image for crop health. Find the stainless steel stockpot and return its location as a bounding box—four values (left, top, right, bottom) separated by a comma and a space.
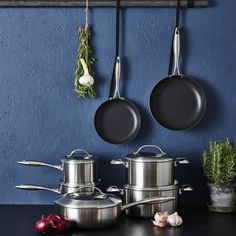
107, 184, 193, 218
16, 181, 97, 195
18, 149, 98, 185
111, 145, 189, 187
54, 187, 175, 229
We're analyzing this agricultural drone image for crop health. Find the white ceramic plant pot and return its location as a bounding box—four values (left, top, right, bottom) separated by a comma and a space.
208, 183, 236, 207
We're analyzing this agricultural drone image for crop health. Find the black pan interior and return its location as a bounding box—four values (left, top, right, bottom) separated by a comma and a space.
150, 75, 206, 130
94, 99, 141, 144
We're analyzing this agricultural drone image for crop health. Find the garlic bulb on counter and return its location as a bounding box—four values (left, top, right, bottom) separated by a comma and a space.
167, 212, 183, 227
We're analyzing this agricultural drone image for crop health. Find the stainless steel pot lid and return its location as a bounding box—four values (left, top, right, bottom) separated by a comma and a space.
126, 145, 173, 162
55, 187, 122, 209
63, 149, 97, 163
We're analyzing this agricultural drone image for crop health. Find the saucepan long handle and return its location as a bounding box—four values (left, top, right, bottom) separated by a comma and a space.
121, 196, 175, 211
17, 160, 62, 170
15, 184, 60, 194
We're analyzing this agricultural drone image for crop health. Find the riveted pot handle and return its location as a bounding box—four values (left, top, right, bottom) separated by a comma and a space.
67, 149, 92, 158
110, 159, 128, 167
179, 184, 194, 194
106, 185, 124, 195
174, 157, 189, 166
133, 145, 166, 155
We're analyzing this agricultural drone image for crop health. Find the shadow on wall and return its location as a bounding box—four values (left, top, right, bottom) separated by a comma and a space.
132, 102, 155, 144
177, 162, 210, 205
98, 157, 125, 191
189, 78, 223, 133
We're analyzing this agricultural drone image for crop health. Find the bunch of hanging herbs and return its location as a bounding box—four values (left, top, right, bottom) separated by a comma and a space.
74, 26, 96, 98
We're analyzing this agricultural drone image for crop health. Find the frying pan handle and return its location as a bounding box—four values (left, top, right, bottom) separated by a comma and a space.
133, 145, 166, 155
112, 57, 122, 99
172, 27, 181, 76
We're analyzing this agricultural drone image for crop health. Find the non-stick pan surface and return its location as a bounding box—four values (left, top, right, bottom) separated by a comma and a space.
150, 75, 206, 130
95, 98, 141, 144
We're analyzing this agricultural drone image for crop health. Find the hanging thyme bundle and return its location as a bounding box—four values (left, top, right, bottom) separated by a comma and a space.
74, 1, 96, 98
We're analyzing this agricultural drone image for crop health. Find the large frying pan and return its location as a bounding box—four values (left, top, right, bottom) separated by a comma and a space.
94, 0, 141, 144
94, 58, 141, 144
150, 1, 206, 130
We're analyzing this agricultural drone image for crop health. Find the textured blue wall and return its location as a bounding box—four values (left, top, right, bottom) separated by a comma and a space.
0, 1, 235, 204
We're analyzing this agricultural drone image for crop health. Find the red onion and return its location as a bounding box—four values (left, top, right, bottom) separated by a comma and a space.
47, 214, 61, 225
35, 215, 53, 233
56, 218, 71, 233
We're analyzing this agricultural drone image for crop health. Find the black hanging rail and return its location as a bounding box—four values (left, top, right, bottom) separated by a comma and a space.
0, 0, 209, 7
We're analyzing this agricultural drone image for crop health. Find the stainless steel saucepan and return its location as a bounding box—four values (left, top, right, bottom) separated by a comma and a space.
111, 145, 189, 187
18, 149, 98, 185
107, 183, 193, 218
54, 187, 175, 229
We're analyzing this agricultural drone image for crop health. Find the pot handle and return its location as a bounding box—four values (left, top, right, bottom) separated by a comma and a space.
17, 160, 62, 170
121, 196, 175, 211
110, 159, 128, 167
15, 184, 60, 194
67, 149, 92, 159
106, 186, 124, 195
179, 184, 194, 194
174, 157, 189, 166
133, 145, 166, 155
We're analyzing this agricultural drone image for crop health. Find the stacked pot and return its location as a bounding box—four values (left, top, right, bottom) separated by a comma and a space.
108, 145, 193, 218
16, 149, 99, 195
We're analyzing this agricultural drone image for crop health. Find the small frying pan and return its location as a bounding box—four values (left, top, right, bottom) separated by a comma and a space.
150, 1, 206, 130
94, 58, 141, 144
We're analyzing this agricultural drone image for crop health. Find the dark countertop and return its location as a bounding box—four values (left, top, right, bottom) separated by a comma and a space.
2, 205, 236, 236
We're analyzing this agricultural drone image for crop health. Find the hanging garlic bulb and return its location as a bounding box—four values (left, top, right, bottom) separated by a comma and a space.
167, 212, 183, 227
79, 58, 94, 87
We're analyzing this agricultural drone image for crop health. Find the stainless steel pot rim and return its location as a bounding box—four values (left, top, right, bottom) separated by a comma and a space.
55, 193, 122, 209
123, 184, 179, 191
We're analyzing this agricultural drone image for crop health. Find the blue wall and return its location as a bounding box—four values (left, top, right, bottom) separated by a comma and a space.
0, 1, 235, 204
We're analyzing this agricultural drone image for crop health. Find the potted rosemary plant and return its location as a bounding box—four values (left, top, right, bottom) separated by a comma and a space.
202, 139, 236, 208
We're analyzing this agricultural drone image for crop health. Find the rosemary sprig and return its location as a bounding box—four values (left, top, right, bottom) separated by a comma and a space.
74, 26, 96, 98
